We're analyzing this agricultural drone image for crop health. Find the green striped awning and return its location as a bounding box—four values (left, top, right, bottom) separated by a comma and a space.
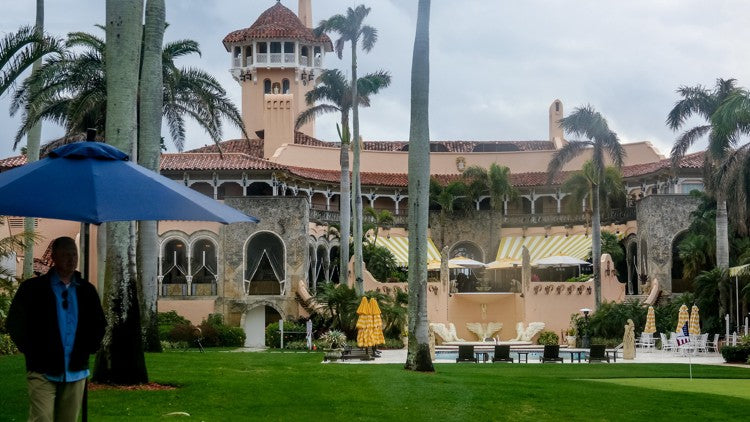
374, 236, 441, 267
495, 234, 592, 262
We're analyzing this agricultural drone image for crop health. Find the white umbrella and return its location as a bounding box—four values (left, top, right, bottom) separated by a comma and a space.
532, 255, 590, 268
449, 256, 487, 268
485, 258, 521, 269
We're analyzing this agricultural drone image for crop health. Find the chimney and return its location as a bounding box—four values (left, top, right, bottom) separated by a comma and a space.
549, 99, 565, 149
263, 94, 295, 159
299, 0, 312, 28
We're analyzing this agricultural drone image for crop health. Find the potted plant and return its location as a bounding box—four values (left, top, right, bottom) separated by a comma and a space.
319, 330, 347, 361
565, 327, 577, 348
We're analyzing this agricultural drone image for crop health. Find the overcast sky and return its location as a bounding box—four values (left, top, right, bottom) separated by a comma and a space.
2, 0, 749, 160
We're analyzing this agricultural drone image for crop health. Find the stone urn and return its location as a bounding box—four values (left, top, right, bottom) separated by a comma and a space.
324, 349, 342, 362
566, 336, 577, 348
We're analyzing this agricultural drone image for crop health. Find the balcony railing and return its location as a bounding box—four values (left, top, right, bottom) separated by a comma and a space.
300, 56, 309, 66
270, 53, 282, 63
310, 208, 409, 227
256, 53, 268, 64
284, 53, 295, 63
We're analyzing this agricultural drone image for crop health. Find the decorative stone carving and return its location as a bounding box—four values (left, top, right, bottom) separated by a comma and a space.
624, 319, 636, 360
429, 322, 465, 343
511, 322, 545, 342
465, 322, 503, 341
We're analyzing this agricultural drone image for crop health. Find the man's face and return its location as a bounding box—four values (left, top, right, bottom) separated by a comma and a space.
52, 243, 78, 279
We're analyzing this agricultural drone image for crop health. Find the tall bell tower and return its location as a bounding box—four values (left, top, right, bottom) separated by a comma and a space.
223, 1, 332, 158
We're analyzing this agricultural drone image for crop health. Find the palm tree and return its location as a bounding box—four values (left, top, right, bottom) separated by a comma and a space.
364, 206, 393, 245
137, 0, 165, 353
10, 28, 246, 151
295, 68, 391, 286
547, 105, 626, 309
561, 161, 626, 218
429, 178, 470, 248
0, 25, 63, 97
405, 0, 433, 372
316, 5, 379, 295
667, 78, 741, 270
462, 163, 517, 257
93, 0, 147, 386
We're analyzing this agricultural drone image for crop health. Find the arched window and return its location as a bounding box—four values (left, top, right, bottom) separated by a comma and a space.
555, 101, 560, 112
264, 79, 272, 94
328, 245, 340, 283
245, 232, 285, 295
282, 79, 290, 94
191, 238, 217, 290
316, 244, 328, 286
246, 182, 273, 196
161, 239, 188, 295
450, 241, 484, 262
271, 82, 281, 94
308, 242, 316, 290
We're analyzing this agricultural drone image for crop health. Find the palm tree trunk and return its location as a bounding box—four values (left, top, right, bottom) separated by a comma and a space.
716, 199, 729, 269
405, 0, 434, 372
339, 124, 351, 285
22, 0, 44, 279
351, 40, 364, 295
592, 182, 602, 309
136, 0, 165, 353
93, 0, 148, 385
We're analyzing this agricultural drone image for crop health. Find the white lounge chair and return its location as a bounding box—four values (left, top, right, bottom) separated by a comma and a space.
659, 333, 673, 353
636, 332, 656, 352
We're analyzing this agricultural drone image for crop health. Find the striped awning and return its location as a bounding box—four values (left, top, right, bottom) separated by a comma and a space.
374, 236, 441, 267
495, 234, 592, 262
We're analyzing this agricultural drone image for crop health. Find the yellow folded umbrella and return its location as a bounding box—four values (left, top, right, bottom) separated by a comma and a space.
644, 306, 656, 334
369, 297, 385, 346
676, 304, 690, 334
689, 304, 701, 336
356, 297, 373, 348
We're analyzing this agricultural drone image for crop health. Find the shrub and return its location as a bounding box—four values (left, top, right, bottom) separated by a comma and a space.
583, 300, 647, 339
158, 311, 192, 342
265, 320, 306, 348
590, 337, 621, 348
721, 345, 750, 363
0, 333, 18, 355
363, 243, 399, 283
168, 323, 199, 343
537, 331, 559, 345
285, 340, 311, 351
160, 340, 189, 350
198, 314, 246, 348
383, 337, 404, 349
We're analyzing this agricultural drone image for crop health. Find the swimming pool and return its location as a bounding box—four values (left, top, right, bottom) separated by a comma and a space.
434, 350, 590, 362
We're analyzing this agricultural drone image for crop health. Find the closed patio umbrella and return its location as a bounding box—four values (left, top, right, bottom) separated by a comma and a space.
689, 305, 701, 336
676, 304, 690, 334
356, 297, 373, 348
644, 306, 656, 334
369, 297, 385, 346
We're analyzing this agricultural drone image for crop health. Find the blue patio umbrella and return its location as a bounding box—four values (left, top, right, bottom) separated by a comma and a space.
0, 141, 258, 224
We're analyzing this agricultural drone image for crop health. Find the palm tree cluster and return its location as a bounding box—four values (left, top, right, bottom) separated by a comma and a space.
314, 5, 384, 294
9, 27, 245, 152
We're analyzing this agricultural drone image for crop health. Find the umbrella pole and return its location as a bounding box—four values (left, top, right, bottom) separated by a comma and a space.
83, 223, 90, 282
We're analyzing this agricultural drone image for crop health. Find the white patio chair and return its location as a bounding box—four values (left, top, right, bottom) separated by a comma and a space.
706, 333, 720, 353
636, 332, 655, 352
660, 333, 673, 353
697, 333, 709, 354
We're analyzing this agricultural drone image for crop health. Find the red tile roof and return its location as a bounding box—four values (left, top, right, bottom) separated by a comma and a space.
223, 2, 332, 49
160, 153, 285, 171
0, 155, 27, 170
187, 139, 264, 157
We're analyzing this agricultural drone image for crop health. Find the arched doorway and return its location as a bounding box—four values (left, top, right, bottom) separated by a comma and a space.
245, 232, 285, 295
242, 304, 282, 348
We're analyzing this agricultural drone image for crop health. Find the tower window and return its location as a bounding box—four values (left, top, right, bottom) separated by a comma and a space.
555, 101, 560, 112
272, 82, 281, 94
270, 42, 281, 53
258, 42, 268, 53
282, 79, 290, 94
264, 79, 272, 94
284, 42, 295, 53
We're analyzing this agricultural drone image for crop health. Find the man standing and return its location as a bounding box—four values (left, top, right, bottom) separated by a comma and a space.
7, 236, 106, 422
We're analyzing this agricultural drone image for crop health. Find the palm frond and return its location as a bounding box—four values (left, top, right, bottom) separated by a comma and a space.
546, 141, 592, 184
669, 125, 711, 168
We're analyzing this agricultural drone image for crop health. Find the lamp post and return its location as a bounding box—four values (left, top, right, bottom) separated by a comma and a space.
580, 308, 591, 348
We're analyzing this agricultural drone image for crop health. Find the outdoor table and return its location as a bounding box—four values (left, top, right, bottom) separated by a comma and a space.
560, 349, 585, 363
475, 351, 489, 363
606, 349, 618, 362
514, 351, 530, 363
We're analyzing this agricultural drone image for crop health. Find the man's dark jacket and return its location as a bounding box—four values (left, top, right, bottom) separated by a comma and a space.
7, 270, 106, 377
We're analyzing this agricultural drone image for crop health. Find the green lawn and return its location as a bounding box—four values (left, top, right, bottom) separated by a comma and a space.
1, 351, 749, 421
